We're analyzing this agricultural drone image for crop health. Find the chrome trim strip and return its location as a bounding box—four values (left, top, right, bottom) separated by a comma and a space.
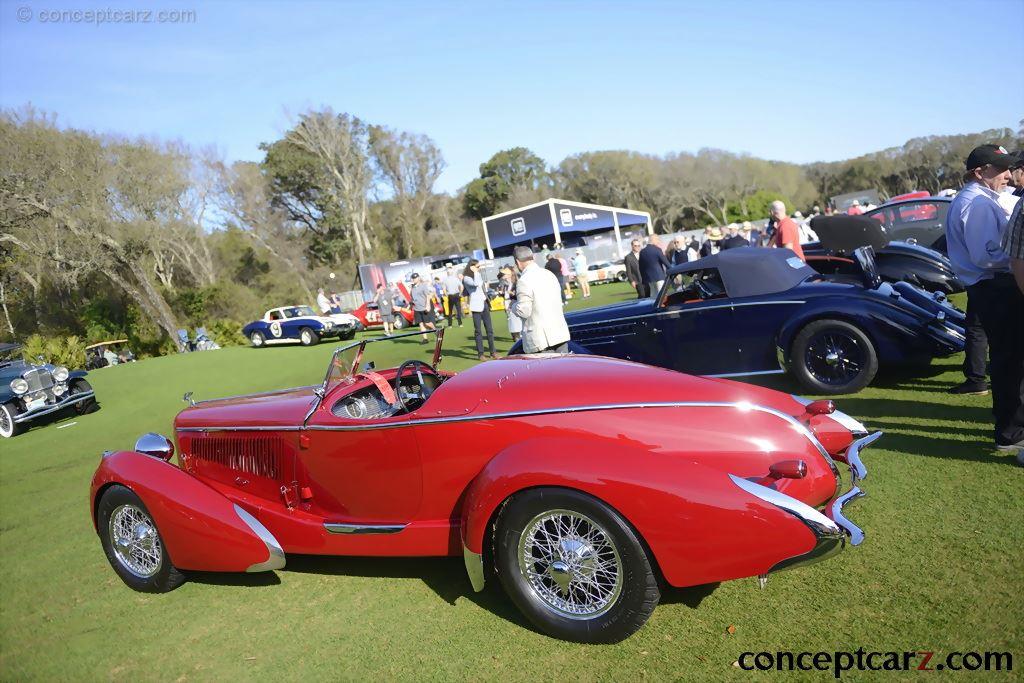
176, 400, 838, 472
846, 430, 882, 482
324, 522, 408, 535
234, 505, 286, 572
13, 390, 95, 423
463, 545, 485, 592
705, 369, 786, 379
571, 300, 806, 328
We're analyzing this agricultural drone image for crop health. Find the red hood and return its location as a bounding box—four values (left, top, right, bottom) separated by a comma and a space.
174, 386, 317, 430
427, 355, 806, 418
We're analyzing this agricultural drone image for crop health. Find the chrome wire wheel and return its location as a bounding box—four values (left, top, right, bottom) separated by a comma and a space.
805, 331, 864, 386
0, 404, 15, 438
108, 504, 163, 579
517, 509, 623, 619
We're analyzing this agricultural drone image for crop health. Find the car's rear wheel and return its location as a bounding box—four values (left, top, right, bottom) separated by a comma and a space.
495, 488, 660, 643
791, 319, 878, 395
97, 485, 186, 593
299, 327, 320, 346
69, 378, 96, 415
0, 402, 22, 438
393, 316, 407, 330
616, 271, 628, 282
250, 331, 266, 348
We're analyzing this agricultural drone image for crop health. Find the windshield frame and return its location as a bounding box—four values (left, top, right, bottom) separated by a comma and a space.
304, 327, 446, 425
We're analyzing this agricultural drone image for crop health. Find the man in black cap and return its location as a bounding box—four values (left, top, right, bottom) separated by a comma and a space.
945, 144, 1023, 452
409, 272, 436, 344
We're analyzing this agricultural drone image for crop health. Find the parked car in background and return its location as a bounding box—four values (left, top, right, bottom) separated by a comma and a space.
863, 196, 951, 253
584, 260, 628, 285
539, 247, 964, 395
242, 305, 357, 348
804, 214, 963, 294
348, 283, 415, 331
1, 342, 96, 438
90, 329, 882, 643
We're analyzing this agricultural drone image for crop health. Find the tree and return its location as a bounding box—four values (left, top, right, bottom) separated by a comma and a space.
463, 147, 549, 219
369, 126, 445, 258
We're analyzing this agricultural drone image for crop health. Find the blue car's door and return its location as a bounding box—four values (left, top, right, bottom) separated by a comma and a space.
725, 297, 807, 373
641, 300, 739, 376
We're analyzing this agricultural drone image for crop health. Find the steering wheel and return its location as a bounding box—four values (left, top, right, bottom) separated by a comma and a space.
393, 360, 440, 412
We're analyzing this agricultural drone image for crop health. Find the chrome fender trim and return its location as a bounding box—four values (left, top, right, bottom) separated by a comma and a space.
729, 474, 845, 573
323, 522, 407, 534
233, 505, 286, 572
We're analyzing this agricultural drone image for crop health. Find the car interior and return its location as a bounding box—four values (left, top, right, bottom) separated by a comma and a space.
660, 270, 727, 307
331, 360, 444, 419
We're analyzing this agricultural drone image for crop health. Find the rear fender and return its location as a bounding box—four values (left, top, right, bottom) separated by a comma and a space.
90, 450, 284, 573
460, 437, 818, 590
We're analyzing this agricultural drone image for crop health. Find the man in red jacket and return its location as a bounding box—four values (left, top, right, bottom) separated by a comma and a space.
768, 200, 805, 261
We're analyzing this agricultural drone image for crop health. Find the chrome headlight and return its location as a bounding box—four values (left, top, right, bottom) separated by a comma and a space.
53, 366, 69, 382
10, 378, 29, 395
53, 384, 67, 396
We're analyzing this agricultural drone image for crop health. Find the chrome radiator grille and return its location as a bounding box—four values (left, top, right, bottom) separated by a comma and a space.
23, 368, 54, 393
189, 435, 284, 480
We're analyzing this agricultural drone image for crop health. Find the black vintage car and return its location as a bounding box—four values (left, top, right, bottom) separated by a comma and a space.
0, 343, 97, 438
863, 196, 951, 252
804, 214, 964, 294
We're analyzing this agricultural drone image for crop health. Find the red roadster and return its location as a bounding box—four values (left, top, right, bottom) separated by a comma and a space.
90, 330, 881, 643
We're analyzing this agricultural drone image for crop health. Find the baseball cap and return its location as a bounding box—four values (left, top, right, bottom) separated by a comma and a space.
965, 144, 1014, 170
1009, 151, 1024, 169
410, 272, 420, 279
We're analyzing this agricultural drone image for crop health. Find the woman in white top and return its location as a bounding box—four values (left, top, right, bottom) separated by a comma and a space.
463, 260, 497, 361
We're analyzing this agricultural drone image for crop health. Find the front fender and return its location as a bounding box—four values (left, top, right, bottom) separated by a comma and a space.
69, 370, 88, 380
460, 437, 818, 589
90, 450, 284, 572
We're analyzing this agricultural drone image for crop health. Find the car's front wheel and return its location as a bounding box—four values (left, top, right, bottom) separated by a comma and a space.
791, 319, 878, 394
392, 316, 407, 330
69, 378, 96, 415
250, 331, 266, 348
495, 488, 660, 643
97, 484, 186, 593
0, 402, 22, 438
299, 327, 320, 346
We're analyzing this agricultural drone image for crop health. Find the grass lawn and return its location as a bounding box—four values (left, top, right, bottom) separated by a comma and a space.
1, 282, 1021, 681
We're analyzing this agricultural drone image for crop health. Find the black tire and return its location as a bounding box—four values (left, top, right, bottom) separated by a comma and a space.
69, 378, 97, 415
616, 271, 628, 282
790, 319, 878, 395
339, 328, 356, 341
494, 488, 660, 643
392, 316, 407, 330
97, 485, 186, 593
250, 331, 266, 348
0, 402, 21, 438
299, 327, 320, 346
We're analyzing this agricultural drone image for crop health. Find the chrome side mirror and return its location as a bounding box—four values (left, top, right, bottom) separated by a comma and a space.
135, 433, 174, 461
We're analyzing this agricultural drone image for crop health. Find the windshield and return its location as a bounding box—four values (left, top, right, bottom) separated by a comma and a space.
285, 306, 316, 318
318, 327, 446, 398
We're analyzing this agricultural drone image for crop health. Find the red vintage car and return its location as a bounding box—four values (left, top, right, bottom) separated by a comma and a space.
348, 283, 416, 330
90, 331, 881, 643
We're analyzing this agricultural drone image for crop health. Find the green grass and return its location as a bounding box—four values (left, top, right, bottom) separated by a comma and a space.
1, 283, 1021, 681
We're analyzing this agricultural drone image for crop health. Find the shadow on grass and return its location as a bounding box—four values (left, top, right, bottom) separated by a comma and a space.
188, 571, 282, 588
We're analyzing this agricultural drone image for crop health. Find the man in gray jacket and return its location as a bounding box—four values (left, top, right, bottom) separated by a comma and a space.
511, 245, 570, 354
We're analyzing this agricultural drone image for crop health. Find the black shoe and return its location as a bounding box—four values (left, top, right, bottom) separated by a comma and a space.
948, 382, 990, 395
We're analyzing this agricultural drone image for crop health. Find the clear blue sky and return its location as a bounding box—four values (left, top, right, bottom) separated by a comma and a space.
1, 0, 1022, 193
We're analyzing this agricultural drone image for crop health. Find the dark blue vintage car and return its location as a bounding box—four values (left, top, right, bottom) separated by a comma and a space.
531, 247, 965, 395
0, 342, 97, 438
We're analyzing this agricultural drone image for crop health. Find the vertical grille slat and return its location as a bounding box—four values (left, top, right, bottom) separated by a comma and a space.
24, 368, 54, 393
190, 435, 283, 480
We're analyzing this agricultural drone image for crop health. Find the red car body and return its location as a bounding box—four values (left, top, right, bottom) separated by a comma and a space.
90, 333, 881, 642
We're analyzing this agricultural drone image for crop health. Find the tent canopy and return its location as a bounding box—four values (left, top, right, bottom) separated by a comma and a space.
481, 198, 652, 258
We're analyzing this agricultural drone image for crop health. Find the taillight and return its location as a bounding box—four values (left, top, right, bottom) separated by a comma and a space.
768, 459, 807, 480
806, 400, 835, 415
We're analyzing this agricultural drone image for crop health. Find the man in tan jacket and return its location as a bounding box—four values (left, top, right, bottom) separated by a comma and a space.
511, 245, 571, 353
